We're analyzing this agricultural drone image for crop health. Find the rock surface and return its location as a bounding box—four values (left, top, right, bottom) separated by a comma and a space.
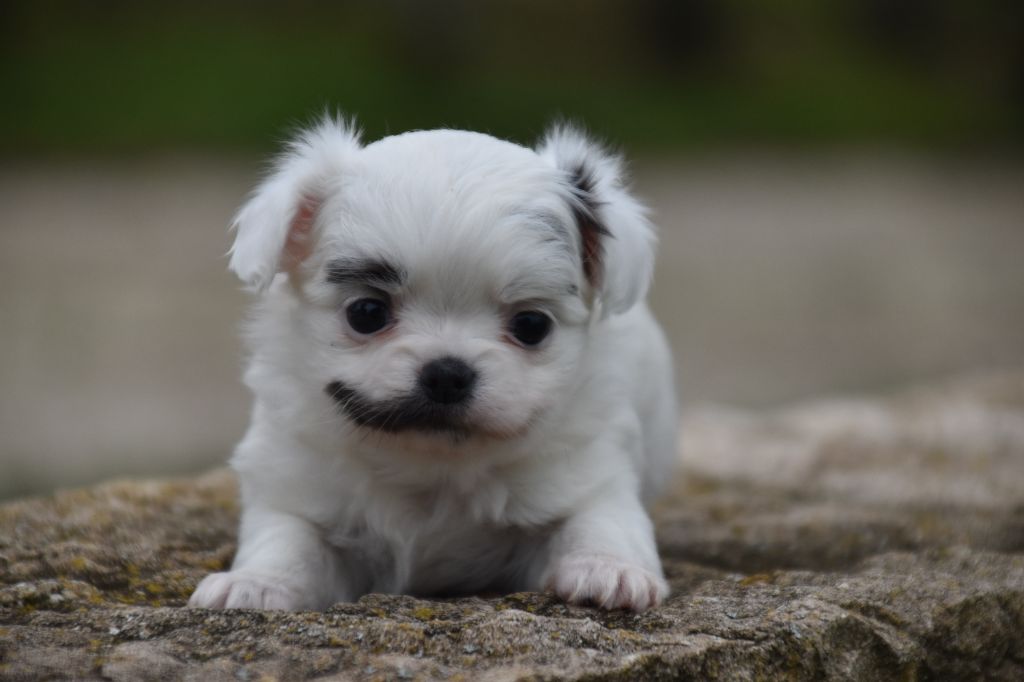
2, 371, 1023, 680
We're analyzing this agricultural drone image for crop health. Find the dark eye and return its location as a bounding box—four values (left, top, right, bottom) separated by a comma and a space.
510, 310, 553, 346
346, 298, 390, 335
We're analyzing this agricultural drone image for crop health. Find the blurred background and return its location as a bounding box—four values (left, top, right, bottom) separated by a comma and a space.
1, 0, 1022, 499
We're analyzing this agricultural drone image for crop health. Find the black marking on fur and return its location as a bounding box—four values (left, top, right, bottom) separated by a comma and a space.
568, 164, 610, 286
325, 380, 471, 434
326, 257, 406, 290
528, 210, 572, 246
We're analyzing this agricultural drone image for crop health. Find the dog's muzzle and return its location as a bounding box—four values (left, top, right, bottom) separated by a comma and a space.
325, 356, 478, 433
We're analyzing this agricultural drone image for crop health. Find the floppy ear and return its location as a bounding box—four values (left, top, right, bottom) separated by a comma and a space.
536, 125, 656, 315
228, 116, 362, 291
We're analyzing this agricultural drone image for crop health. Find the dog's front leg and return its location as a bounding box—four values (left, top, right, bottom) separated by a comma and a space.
541, 486, 669, 612
189, 507, 350, 611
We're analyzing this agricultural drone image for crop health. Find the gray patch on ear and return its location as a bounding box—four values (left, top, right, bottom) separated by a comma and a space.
568, 164, 611, 287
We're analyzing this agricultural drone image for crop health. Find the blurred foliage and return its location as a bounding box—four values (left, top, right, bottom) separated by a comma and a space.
1, 0, 1021, 155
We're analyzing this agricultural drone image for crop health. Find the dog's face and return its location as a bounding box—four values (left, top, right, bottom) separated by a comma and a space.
229, 121, 654, 446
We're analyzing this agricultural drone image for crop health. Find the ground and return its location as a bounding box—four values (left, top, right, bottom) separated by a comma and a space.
2, 370, 1023, 680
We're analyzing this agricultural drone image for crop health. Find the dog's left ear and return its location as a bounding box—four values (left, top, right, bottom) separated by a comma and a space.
537, 126, 656, 315
228, 117, 362, 292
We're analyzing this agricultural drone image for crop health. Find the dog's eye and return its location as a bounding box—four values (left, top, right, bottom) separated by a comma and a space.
346, 298, 390, 335
510, 311, 553, 346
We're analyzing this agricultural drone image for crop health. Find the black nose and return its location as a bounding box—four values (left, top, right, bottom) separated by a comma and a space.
418, 357, 477, 405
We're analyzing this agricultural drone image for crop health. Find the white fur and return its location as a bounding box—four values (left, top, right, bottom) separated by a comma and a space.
190, 117, 678, 613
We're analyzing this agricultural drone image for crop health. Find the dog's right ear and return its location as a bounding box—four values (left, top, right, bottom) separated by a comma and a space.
228, 117, 362, 292
537, 125, 655, 316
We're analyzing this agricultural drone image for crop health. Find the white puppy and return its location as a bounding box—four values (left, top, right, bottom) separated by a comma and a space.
189, 117, 678, 613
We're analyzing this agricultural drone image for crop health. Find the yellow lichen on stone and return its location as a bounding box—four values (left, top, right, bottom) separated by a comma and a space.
740, 573, 775, 587
411, 606, 437, 621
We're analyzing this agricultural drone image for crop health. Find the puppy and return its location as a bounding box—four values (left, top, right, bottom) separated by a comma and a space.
189, 117, 678, 612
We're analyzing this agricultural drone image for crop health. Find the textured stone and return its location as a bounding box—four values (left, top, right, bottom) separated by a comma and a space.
2, 371, 1023, 680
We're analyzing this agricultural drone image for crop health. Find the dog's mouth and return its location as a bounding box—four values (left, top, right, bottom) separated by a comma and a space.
324, 381, 472, 435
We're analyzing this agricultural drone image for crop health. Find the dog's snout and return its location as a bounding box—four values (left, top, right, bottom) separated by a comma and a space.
419, 357, 477, 405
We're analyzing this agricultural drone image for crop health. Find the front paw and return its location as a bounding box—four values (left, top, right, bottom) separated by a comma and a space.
188, 571, 312, 611
546, 553, 669, 612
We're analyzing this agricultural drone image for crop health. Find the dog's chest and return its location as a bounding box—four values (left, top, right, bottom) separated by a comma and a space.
403, 520, 545, 595
328, 483, 552, 595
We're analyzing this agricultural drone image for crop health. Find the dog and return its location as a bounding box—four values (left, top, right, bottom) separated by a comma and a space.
188, 117, 678, 612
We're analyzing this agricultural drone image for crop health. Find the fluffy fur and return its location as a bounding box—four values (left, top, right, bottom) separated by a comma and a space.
189, 117, 678, 612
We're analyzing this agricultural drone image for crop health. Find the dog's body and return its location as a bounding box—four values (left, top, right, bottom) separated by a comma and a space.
190, 120, 678, 612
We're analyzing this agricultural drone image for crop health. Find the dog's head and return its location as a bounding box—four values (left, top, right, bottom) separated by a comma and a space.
230, 118, 654, 444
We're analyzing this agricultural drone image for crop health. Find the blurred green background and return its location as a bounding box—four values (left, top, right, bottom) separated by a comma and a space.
3, 0, 1022, 155
2, 0, 1023, 499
